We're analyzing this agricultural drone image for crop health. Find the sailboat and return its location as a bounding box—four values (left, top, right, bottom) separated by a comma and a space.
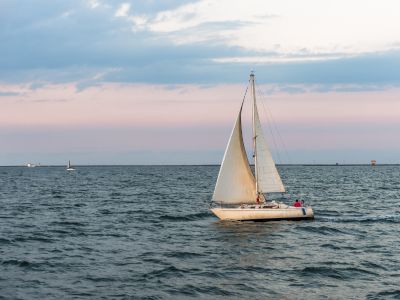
66, 160, 75, 171
210, 73, 314, 221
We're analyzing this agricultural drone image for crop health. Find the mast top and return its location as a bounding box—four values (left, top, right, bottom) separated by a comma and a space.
250, 70, 255, 78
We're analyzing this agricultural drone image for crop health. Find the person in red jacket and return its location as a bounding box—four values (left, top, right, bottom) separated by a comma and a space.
293, 199, 302, 207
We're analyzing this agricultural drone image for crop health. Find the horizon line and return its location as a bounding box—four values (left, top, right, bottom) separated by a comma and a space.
1, 163, 399, 167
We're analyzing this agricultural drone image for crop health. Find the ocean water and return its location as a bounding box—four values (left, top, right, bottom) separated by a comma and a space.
1, 165, 400, 299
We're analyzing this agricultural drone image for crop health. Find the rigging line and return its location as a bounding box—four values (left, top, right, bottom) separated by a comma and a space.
241, 79, 253, 167
255, 86, 281, 164
251, 75, 259, 195
257, 85, 282, 163
258, 88, 293, 165
268, 104, 293, 165
259, 95, 285, 164
242, 78, 259, 169
241, 81, 250, 107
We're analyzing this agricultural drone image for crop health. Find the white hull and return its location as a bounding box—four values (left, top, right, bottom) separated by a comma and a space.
66, 168, 75, 171
211, 206, 314, 221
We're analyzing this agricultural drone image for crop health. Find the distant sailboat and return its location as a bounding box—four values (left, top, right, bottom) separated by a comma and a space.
210, 73, 314, 221
66, 160, 75, 171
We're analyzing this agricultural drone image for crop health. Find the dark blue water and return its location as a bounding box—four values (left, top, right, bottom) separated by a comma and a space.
1, 165, 400, 299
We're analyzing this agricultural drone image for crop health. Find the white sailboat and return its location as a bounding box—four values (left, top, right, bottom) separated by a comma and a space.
66, 160, 75, 171
210, 73, 314, 221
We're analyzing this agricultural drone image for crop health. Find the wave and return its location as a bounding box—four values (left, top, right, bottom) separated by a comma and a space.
160, 212, 211, 222
163, 251, 205, 258
367, 289, 400, 300
109, 192, 122, 197
143, 266, 187, 280
1, 259, 53, 269
318, 214, 400, 223
320, 243, 347, 250
0, 237, 12, 244
14, 235, 53, 243
84, 276, 118, 283
300, 266, 378, 280
297, 225, 347, 235
2, 259, 32, 267
169, 284, 236, 297
361, 261, 388, 271
50, 221, 87, 226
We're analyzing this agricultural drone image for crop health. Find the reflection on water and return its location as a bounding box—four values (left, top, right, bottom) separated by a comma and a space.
212, 220, 283, 238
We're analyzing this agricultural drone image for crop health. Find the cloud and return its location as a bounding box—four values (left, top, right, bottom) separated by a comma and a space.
1, 81, 400, 164
0, 91, 21, 96
115, 3, 130, 17
134, 0, 400, 55
87, 0, 101, 9
75, 67, 121, 91
1, 0, 400, 88
213, 54, 351, 64
2, 81, 400, 126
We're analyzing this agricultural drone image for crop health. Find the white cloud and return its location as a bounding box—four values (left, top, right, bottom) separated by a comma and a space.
87, 0, 100, 9
213, 54, 351, 64
60, 10, 74, 18
115, 3, 131, 17
125, 0, 400, 58
129, 15, 148, 31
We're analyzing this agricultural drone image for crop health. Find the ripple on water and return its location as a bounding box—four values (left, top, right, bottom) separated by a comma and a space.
318, 214, 400, 223
0, 165, 399, 299
299, 265, 378, 280
159, 211, 211, 222
367, 289, 400, 300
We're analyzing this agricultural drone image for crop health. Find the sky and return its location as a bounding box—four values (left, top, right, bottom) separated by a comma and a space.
1, 0, 400, 165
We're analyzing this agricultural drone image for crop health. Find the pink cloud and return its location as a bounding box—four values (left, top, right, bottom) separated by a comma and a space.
0, 83, 246, 127
1, 82, 399, 155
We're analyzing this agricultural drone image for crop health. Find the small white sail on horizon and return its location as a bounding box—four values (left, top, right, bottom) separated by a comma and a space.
66, 160, 75, 171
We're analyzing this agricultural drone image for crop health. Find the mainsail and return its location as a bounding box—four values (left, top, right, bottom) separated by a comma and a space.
212, 104, 256, 204
251, 74, 285, 193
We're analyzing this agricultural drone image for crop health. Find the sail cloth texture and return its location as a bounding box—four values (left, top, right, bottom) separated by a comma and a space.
212, 106, 257, 204
253, 103, 286, 193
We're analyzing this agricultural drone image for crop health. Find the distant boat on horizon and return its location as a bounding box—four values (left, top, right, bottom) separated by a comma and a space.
27, 163, 37, 168
210, 72, 314, 221
66, 160, 75, 171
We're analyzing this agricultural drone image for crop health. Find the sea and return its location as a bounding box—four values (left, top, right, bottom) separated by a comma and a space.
1, 165, 399, 299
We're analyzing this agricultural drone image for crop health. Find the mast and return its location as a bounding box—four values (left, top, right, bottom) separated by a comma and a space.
250, 72, 259, 198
